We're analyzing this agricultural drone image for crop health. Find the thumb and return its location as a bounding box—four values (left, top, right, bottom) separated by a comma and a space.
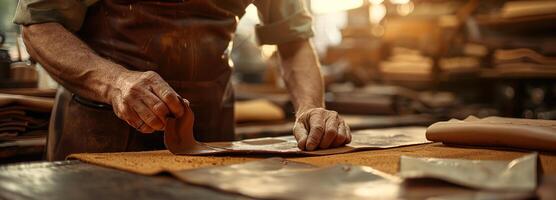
293, 121, 308, 150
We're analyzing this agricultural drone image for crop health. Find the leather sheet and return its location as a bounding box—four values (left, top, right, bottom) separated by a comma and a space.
426, 116, 556, 151
171, 158, 534, 200
166, 107, 430, 156
400, 154, 537, 191
165, 103, 430, 155
69, 143, 556, 176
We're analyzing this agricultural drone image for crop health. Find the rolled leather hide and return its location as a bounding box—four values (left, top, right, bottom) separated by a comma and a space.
426, 116, 556, 151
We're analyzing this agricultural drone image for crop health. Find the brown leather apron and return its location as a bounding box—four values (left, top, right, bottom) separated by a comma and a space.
47, 0, 242, 161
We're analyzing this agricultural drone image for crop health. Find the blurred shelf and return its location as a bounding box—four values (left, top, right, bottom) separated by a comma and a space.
474, 13, 556, 34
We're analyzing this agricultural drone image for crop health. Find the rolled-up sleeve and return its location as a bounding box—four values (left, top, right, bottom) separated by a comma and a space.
253, 0, 314, 45
13, 0, 97, 32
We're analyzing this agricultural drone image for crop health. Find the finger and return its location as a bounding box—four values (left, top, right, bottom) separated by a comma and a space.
345, 123, 352, 143
150, 82, 184, 117
113, 96, 144, 129
293, 121, 308, 150
126, 102, 155, 133
320, 113, 340, 149
138, 121, 155, 134
306, 110, 325, 151
141, 92, 170, 127
131, 100, 165, 130
332, 121, 348, 147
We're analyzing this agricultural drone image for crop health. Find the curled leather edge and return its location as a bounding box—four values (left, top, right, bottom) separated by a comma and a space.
164, 100, 223, 155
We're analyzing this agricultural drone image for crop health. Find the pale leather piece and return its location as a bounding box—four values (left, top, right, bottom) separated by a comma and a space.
426, 116, 556, 151
172, 158, 403, 200
165, 106, 431, 155
69, 143, 556, 176
234, 99, 285, 123
172, 158, 534, 200
400, 153, 537, 191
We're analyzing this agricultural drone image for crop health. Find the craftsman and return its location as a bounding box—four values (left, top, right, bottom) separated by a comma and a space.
14, 0, 352, 160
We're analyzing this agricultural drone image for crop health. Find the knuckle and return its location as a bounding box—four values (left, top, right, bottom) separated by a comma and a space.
128, 86, 143, 94
310, 125, 324, 133
153, 104, 169, 116
326, 129, 338, 137
143, 71, 158, 78
161, 91, 175, 102
335, 133, 346, 141
308, 133, 322, 141
144, 114, 158, 124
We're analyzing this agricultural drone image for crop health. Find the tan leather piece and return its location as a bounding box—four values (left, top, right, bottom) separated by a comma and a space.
426, 116, 556, 151
164, 106, 431, 155
234, 99, 285, 123
0, 93, 54, 112
69, 143, 556, 176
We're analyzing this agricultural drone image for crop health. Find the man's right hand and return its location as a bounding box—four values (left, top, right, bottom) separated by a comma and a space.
109, 71, 184, 133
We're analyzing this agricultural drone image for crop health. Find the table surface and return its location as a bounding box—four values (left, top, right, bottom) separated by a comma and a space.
0, 160, 250, 200
3, 143, 556, 200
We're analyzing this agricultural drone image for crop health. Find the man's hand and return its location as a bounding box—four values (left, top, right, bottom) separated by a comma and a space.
110, 71, 184, 133
293, 108, 351, 151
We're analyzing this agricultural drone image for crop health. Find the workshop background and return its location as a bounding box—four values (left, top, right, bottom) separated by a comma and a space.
0, 0, 555, 163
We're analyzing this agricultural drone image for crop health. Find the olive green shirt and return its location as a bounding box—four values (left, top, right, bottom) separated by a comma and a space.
13, 0, 313, 45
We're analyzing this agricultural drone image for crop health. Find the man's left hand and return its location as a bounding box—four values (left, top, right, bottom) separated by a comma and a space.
293, 108, 351, 151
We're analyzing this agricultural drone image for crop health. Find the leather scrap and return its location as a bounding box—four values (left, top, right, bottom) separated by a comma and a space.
400, 153, 537, 191
171, 158, 534, 200
165, 105, 431, 155
426, 116, 556, 151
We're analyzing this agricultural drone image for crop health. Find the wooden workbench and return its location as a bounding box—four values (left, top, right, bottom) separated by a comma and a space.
2, 143, 556, 199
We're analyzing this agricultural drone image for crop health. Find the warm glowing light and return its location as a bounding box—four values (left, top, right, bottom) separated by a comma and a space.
369, 3, 387, 24
390, 0, 410, 4
260, 45, 277, 59
396, 1, 414, 16
311, 0, 364, 14
369, 0, 384, 5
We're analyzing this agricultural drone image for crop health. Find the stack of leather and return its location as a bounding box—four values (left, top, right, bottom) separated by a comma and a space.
379, 48, 433, 83
439, 56, 481, 77
0, 91, 54, 159
500, 1, 556, 19
488, 48, 556, 78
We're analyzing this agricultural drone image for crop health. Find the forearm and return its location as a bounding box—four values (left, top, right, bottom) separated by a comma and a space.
22, 22, 130, 104
277, 40, 324, 117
